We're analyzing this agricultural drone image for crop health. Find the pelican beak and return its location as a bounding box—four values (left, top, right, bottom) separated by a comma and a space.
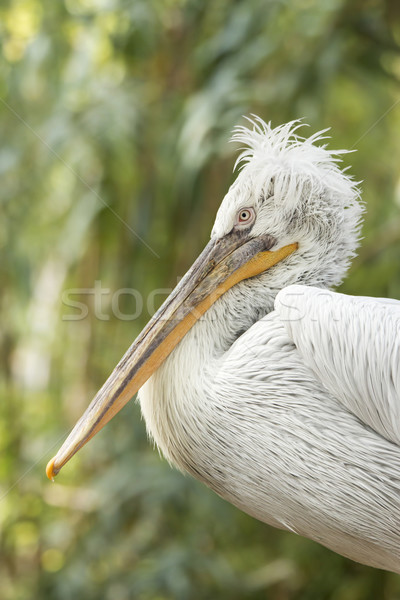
46, 231, 297, 479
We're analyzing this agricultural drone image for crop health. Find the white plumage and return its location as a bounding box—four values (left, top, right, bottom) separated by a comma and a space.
49, 117, 400, 574
139, 119, 400, 573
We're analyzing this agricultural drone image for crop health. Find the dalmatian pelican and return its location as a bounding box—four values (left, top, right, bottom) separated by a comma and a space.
47, 118, 400, 574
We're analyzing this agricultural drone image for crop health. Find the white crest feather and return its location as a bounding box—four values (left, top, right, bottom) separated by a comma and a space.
231, 116, 361, 212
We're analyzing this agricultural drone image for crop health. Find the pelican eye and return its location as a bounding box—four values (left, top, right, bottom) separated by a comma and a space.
236, 207, 255, 227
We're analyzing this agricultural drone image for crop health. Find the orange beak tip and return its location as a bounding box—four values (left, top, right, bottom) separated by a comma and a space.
46, 457, 58, 482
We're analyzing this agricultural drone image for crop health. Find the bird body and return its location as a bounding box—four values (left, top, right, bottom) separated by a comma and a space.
48, 118, 400, 573
140, 285, 400, 573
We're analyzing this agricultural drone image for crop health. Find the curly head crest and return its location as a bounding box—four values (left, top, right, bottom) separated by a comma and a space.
230, 116, 361, 212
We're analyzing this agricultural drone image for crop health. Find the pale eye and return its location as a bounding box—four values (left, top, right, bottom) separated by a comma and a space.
236, 207, 255, 226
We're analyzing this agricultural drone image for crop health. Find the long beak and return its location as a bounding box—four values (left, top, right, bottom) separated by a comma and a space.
47, 231, 297, 479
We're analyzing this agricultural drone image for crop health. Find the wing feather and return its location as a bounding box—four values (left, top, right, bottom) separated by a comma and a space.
275, 285, 400, 446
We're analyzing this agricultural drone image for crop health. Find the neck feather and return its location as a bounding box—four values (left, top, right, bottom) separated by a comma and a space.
138, 284, 275, 466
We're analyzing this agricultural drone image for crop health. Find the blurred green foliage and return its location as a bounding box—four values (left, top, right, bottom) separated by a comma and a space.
1, 0, 400, 598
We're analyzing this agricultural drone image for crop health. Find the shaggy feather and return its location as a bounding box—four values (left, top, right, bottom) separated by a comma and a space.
231, 116, 360, 209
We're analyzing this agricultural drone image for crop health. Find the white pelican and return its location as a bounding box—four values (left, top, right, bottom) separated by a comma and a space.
47, 118, 400, 574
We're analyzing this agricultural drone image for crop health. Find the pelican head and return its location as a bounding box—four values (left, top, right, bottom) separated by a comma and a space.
47, 117, 362, 479
214, 118, 362, 292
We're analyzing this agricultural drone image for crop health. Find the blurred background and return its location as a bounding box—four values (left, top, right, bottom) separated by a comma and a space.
1, 0, 400, 598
